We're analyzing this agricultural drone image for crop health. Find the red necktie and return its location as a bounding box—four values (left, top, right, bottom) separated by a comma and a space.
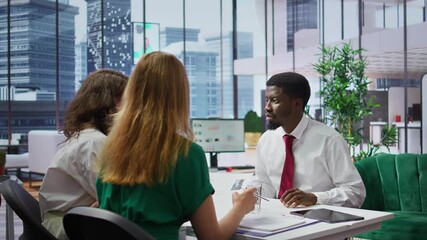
278, 135, 295, 199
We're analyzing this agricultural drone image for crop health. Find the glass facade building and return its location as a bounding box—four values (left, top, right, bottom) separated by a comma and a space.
0, 0, 78, 100
86, 0, 132, 75
0, 0, 426, 154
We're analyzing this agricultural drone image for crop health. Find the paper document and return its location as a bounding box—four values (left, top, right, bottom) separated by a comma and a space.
236, 219, 319, 238
238, 213, 306, 232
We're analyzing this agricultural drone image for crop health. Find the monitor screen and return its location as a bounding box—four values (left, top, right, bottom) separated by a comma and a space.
191, 119, 245, 153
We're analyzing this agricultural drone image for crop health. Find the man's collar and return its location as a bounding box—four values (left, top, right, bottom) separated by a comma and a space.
280, 115, 309, 140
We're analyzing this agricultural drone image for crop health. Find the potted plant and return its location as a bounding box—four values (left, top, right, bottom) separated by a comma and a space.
0, 150, 6, 175
313, 42, 380, 161
244, 110, 264, 147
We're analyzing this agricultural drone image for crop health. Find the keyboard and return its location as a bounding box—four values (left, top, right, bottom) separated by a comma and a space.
217, 165, 255, 171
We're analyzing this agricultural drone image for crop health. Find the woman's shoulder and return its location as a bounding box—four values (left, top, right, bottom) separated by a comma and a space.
177, 142, 207, 165
65, 129, 106, 156
80, 128, 106, 140
175, 142, 209, 177
189, 141, 204, 153
75, 129, 106, 147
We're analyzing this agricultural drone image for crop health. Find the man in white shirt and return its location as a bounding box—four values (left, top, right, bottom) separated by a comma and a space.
256, 72, 366, 208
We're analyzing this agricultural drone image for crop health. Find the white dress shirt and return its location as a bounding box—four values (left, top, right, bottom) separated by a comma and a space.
256, 115, 366, 208
39, 128, 106, 216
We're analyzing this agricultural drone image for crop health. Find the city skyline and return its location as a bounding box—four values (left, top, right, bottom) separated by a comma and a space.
1, 0, 425, 153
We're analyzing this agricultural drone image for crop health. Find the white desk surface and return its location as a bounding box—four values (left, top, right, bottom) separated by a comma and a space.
185, 172, 394, 240
369, 121, 387, 126
216, 147, 256, 168
392, 121, 421, 128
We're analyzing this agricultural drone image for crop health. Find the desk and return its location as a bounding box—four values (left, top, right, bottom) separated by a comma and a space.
185, 172, 394, 240
393, 121, 421, 153
216, 147, 256, 168
1, 175, 22, 240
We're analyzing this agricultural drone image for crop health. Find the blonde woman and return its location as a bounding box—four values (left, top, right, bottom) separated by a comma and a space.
39, 69, 128, 240
96, 51, 257, 240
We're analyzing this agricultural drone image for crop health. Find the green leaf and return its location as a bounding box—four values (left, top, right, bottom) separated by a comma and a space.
313, 42, 383, 160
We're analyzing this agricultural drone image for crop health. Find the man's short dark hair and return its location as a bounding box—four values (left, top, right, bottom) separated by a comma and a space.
266, 72, 311, 109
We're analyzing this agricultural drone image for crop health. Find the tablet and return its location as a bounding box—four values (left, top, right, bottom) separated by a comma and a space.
290, 208, 364, 223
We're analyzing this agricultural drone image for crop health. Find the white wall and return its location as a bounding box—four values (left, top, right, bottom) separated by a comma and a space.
388, 87, 420, 125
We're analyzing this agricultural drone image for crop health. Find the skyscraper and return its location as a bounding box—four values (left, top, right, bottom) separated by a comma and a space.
161, 27, 221, 118
160, 27, 200, 49
287, 0, 317, 51
0, 0, 78, 100
161, 27, 254, 118
86, 0, 132, 75
164, 41, 219, 118
75, 41, 87, 91
206, 31, 254, 118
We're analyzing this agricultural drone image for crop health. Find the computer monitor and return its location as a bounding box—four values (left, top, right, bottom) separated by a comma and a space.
191, 119, 245, 168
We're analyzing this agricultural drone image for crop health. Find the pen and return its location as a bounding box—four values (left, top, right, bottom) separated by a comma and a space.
254, 192, 270, 202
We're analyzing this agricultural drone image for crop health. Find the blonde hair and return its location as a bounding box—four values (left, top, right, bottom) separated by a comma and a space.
97, 52, 194, 186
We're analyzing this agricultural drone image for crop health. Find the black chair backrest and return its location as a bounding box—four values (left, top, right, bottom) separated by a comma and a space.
0, 179, 57, 240
63, 206, 155, 240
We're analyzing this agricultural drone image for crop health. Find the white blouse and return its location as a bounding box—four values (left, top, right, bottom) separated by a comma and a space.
39, 128, 106, 216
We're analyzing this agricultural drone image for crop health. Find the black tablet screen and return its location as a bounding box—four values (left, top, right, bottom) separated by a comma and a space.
290, 208, 364, 223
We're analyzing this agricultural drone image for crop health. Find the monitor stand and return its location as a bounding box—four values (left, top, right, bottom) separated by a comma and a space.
209, 152, 218, 171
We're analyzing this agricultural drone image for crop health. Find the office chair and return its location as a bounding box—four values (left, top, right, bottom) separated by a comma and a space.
63, 206, 155, 240
0, 179, 57, 240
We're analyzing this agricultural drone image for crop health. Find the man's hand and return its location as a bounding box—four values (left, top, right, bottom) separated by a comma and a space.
279, 188, 317, 208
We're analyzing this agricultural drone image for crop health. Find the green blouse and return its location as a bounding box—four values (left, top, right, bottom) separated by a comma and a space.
96, 143, 214, 240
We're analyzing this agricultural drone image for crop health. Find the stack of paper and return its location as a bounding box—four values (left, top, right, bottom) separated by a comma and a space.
237, 213, 308, 237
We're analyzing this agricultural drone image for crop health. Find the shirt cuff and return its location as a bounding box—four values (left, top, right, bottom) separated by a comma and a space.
312, 192, 328, 205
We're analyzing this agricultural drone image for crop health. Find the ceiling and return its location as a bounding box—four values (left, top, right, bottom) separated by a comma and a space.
235, 21, 427, 81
